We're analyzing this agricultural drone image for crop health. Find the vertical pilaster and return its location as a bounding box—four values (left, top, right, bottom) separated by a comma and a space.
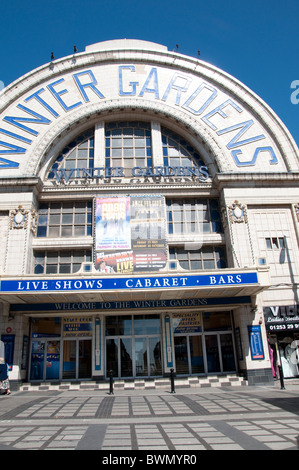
93, 316, 104, 379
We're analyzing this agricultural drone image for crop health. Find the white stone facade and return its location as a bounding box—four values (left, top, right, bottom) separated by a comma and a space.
0, 39, 298, 387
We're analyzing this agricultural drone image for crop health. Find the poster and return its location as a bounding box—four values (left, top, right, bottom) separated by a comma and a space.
95, 197, 131, 251
248, 325, 265, 360
95, 195, 167, 273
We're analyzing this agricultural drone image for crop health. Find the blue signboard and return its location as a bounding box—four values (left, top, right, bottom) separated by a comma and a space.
1, 271, 258, 293
248, 325, 265, 360
10, 296, 252, 313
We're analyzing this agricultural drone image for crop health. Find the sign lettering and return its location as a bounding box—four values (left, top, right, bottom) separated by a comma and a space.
0, 66, 278, 170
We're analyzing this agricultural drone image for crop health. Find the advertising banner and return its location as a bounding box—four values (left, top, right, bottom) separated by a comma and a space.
95, 195, 167, 273
95, 197, 131, 251
248, 325, 265, 360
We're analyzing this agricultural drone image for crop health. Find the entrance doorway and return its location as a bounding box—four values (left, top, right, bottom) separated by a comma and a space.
106, 336, 162, 378
62, 339, 92, 380
30, 339, 61, 381
105, 314, 162, 378
174, 332, 236, 375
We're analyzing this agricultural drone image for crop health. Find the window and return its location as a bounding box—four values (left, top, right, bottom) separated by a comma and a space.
47, 129, 94, 179
105, 122, 152, 174
266, 237, 285, 250
203, 312, 232, 331
34, 250, 92, 274
36, 201, 92, 238
167, 199, 222, 235
169, 246, 226, 271
162, 127, 205, 167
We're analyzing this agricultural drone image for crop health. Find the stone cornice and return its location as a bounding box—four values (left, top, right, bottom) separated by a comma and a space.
213, 172, 299, 188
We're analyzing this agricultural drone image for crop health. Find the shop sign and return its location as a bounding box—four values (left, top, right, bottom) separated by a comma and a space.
263, 305, 299, 332
1, 271, 258, 293
10, 296, 252, 313
248, 325, 264, 360
63, 317, 92, 337
173, 312, 202, 333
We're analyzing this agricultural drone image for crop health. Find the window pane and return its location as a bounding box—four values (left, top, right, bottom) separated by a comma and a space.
59, 264, 71, 274
106, 316, 132, 336
74, 226, 85, 236
38, 215, 48, 226
37, 226, 47, 237
134, 315, 160, 335
60, 252, 71, 262
47, 253, 58, 263
49, 214, 60, 225
62, 214, 73, 224
204, 260, 215, 269
61, 227, 72, 237
73, 251, 85, 262
203, 312, 232, 331
191, 260, 202, 270
46, 265, 57, 274
48, 226, 60, 237
35, 264, 44, 274
75, 213, 85, 224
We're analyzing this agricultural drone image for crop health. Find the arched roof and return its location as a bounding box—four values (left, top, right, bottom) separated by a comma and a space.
0, 39, 298, 178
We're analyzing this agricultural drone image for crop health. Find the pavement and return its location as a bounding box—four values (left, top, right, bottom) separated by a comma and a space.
0, 380, 298, 453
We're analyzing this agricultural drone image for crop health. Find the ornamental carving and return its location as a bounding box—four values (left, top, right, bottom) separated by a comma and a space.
10, 206, 29, 230
228, 200, 248, 224
30, 210, 38, 235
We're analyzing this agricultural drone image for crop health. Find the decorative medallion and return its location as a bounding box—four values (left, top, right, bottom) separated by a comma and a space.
10, 206, 29, 230
228, 200, 248, 224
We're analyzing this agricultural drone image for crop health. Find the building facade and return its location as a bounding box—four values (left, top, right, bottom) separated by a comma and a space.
0, 39, 299, 388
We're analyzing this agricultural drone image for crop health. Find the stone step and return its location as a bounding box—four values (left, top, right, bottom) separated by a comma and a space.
20, 374, 247, 392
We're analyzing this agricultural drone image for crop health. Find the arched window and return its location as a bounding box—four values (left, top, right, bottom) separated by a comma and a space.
47, 121, 208, 181
161, 126, 205, 168
47, 129, 94, 179
105, 121, 152, 174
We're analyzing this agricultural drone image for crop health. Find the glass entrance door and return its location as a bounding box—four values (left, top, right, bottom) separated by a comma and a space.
174, 335, 204, 375
106, 336, 162, 378
46, 341, 60, 379
174, 332, 236, 375
135, 338, 147, 376
30, 339, 60, 381
105, 315, 162, 378
63, 339, 91, 380
106, 338, 133, 378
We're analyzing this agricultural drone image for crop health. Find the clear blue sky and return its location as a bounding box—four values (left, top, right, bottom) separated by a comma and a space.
1, 0, 298, 147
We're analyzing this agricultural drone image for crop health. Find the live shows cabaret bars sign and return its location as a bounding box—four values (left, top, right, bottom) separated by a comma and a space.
0, 271, 259, 293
